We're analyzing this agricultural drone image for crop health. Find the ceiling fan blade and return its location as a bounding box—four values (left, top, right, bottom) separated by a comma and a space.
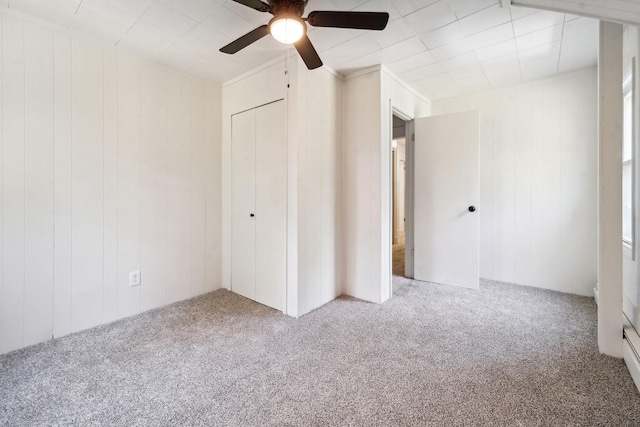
230, 0, 271, 13
307, 11, 390, 30
220, 25, 270, 54
294, 34, 323, 70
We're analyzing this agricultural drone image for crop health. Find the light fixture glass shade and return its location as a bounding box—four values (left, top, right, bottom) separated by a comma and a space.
270, 18, 305, 44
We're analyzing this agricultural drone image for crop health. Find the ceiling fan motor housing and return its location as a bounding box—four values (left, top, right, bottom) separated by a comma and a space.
269, 0, 308, 17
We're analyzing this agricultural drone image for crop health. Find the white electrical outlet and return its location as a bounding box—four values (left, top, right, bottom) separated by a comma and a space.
129, 271, 141, 287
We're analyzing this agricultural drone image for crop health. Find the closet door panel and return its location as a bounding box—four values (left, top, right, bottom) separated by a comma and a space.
231, 109, 256, 301
255, 101, 286, 311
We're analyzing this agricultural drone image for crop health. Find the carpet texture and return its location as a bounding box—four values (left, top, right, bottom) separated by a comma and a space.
1, 279, 640, 426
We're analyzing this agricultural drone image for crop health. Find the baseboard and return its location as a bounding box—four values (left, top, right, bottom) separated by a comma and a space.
623, 327, 640, 394
593, 286, 599, 306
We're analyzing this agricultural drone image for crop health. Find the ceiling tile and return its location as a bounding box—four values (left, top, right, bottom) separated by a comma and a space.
202, 6, 257, 40
467, 22, 513, 50
481, 53, 520, 74
448, 63, 484, 80
321, 33, 383, 65
459, 4, 510, 36
430, 38, 474, 61
456, 74, 491, 94
520, 56, 558, 81
415, 72, 456, 89
118, 20, 178, 57
558, 43, 597, 73
515, 24, 562, 52
179, 23, 232, 58
387, 50, 438, 73
70, 3, 136, 45
7, 0, 81, 27
419, 22, 465, 50
509, 5, 538, 20
189, 53, 247, 82
411, 62, 446, 80
512, 10, 564, 37
518, 41, 560, 64
420, 82, 463, 100
485, 65, 522, 88
369, 36, 428, 63
306, 0, 340, 11
404, 1, 457, 35
474, 39, 517, 62
156, 0, 218, 22
359, 18, 414, 50
561, 32, 598, 52
81, 0, 152, 18
353, 0, 401, 22
308, 27, 362, 52
389, 0, 439, 17
221, 0, 269, 26
563, 17, 598, 39
329, 0, 369, 11
442, 51, 478, 71
139, 3, 197, 37
448, 0, 500, 19
564, 13, 581, 22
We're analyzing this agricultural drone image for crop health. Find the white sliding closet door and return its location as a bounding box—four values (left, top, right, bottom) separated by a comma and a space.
231, 100, 286, 312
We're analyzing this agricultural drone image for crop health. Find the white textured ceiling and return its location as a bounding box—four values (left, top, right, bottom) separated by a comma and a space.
4, 0, 599, 101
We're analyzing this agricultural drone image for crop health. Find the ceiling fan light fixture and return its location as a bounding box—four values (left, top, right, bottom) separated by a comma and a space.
270, 17, 305, 44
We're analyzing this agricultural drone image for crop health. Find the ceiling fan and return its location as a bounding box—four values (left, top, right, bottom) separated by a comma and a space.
220, 0, 390, 70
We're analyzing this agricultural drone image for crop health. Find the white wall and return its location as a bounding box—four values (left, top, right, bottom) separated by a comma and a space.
623, 24, 640, 331
343, 66, 430, 304
291, 59, 343, 316
0, 11, 222, 355
433, 68, 598, 296
222, 56, 343, 317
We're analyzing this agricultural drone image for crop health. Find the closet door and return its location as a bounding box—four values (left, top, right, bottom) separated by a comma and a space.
255, 101, 286, 311
231, 109, 256, 301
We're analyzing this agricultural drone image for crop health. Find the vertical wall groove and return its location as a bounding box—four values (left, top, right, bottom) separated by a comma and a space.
0, 11, 222, 355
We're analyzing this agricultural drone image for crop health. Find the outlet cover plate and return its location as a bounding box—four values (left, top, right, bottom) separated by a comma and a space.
129, 271, 141, 287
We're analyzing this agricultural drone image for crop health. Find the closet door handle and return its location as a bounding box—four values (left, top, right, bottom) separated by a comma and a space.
250, 213, 255, 218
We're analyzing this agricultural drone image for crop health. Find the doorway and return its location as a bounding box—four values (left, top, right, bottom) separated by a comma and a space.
392, 114, 407, 278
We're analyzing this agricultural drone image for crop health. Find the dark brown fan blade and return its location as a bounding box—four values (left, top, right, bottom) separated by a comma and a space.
294, 34, 323, 70
220, 25, 270, 54
231, 0, 270, 13
307, 11, 389, 30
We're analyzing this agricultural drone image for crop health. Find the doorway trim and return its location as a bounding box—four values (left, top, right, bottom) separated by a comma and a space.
389, 107, 414, 297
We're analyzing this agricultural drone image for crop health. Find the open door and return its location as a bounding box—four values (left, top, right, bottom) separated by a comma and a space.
413, 111, 480, 289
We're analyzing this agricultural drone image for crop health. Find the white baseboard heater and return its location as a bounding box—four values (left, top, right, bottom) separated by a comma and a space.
623, 325, 640, 394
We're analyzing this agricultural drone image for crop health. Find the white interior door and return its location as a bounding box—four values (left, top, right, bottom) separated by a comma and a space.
255, 101, 286, 312
231, 109, 256, 301
414, 111, 480, 289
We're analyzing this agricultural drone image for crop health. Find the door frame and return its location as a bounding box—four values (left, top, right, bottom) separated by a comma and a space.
389, 107, 414, 297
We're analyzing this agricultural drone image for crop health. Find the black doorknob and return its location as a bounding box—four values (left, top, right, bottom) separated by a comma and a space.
468, 206, 476, 212
250, 213, 255, 218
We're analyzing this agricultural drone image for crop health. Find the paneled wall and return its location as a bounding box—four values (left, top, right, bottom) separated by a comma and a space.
342, 66, 430, 304
222, 56, 344, 317
292, 60, 343, 316
433, 68, 597, 296
0, 12, 222, 355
